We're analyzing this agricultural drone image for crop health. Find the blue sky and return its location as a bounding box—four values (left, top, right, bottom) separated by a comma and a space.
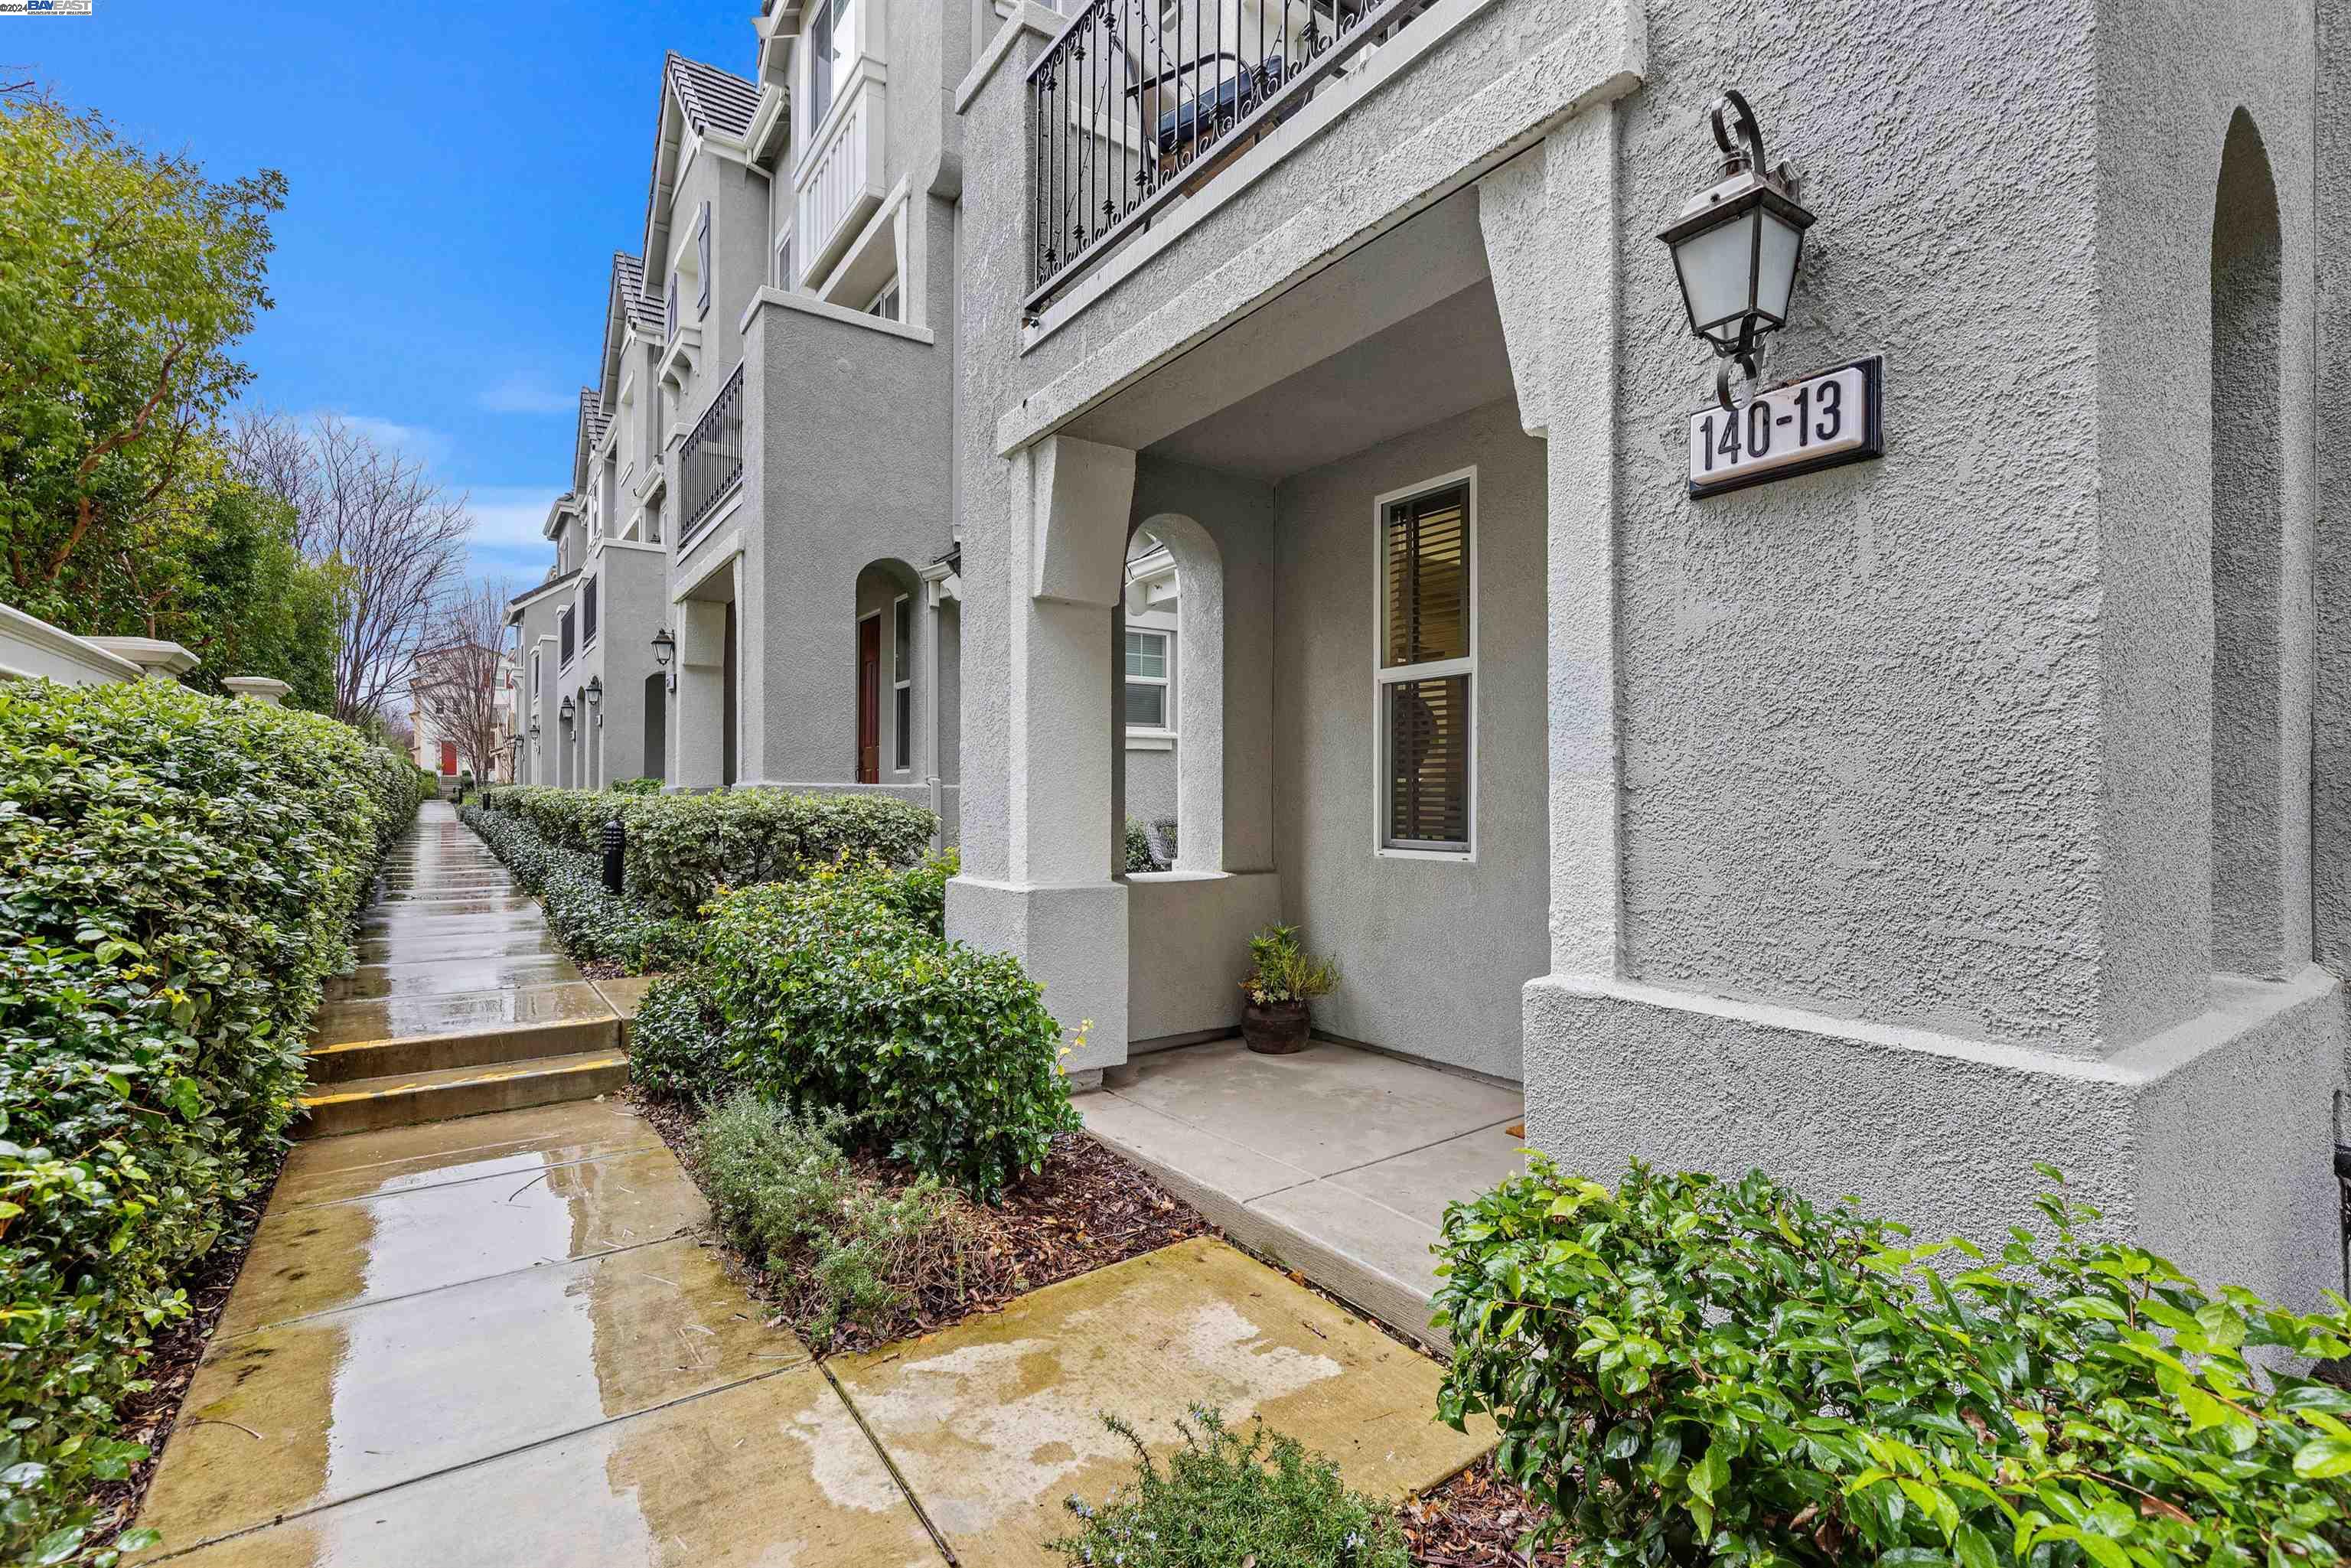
9, 1, 758, 586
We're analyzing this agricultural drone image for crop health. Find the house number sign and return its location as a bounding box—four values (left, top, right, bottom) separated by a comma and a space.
1687, 354, 1883, 498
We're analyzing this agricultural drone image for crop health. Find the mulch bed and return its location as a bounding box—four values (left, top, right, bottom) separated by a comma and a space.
631, 1090, 1211, 1357
76, 1168, 279, 1557
1400, 1457, 1576, 1566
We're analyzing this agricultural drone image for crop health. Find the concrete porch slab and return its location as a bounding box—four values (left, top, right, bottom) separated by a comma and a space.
1079, 1039, 1524, 1345
219, 1145, 704, 1334
138, 1235, 802, 1553
141, 1368, 944, 1568
829, 1236, 1492, 1568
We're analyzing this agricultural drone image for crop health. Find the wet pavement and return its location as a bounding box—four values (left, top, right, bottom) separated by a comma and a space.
129, 805, 1493, 1563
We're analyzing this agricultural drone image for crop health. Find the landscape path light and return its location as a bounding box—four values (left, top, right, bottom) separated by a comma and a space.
1658, 87, 1815, 409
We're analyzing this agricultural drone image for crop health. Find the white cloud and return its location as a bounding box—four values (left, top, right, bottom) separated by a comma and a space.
307, 410, 453, 468
464, 485, 562, 556
478, 373, 579, 416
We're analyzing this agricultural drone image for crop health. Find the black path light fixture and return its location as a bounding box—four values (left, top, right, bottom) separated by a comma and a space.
1658, 88, 1815, 409
585, 675, 604, 726
651, 627, 677, 693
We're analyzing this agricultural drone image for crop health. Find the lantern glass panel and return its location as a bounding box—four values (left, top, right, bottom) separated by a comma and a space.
1756, 207, 1804, 324
1674, 207, 1759, 339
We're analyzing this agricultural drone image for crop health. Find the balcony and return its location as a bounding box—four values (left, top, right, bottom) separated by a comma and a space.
1026, 0, 1433, 315
679, 363, 745, 546
795, 67, 885, 286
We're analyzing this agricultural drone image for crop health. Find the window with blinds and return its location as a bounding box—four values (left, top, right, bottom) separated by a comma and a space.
1377, 478, 1473, 854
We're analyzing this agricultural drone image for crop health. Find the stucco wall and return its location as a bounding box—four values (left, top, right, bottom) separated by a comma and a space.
1273, 398, 1548, 1081
739, 297, 957, 792
2317, 0, 2351, 975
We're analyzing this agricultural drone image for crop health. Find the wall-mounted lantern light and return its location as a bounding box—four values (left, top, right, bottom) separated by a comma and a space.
585, 675, 603, 726
559, 695, 576, 726
651, 627, 677, 693
1658, 88, 1814, 409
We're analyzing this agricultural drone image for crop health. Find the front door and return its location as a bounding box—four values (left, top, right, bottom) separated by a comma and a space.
857, 614, 881, 783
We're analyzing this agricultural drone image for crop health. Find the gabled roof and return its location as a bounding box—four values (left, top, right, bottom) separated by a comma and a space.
613, 253, 664, 334
579, 387, 609, 448
507, 566, 583, 616
666, 53, 760, 141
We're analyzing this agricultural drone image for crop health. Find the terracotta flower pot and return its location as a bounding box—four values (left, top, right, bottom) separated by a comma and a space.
1242, 999, 1311, 1055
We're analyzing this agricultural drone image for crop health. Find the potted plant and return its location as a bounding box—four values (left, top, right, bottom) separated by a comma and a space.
1239, 924, 1338, 1055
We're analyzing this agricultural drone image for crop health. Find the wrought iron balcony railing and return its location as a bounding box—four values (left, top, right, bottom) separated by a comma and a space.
1026, 0, 1430, 315
679, 363, 745, 545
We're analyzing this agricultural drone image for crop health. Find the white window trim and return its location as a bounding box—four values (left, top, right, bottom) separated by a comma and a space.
695, 203, 712, 317
774, 224, 796, 289
1371, 465, 1477, 862
1123, 624, 1175, 740
866, 275, 902, 321
891, 593, 913, 774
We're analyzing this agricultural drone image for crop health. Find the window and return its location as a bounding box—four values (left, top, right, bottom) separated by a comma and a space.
1375, 474, 1473, 856
774, 228, 794, 289
666, 272, 680, 341
695, 204, 712, 316
866, 277, 900, 321
892, 595, 912, 771
645, 497, 664, 546
531, 650, 540, 698
809, 0, 854, 129
559, 607, 576, 667
582, 576, 598, 650
1123, 629, 1170, 729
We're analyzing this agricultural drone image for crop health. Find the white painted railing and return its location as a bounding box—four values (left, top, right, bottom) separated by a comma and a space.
795, 73, 885, 283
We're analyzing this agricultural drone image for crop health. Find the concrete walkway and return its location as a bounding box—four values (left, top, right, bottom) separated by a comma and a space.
128, 807, 1492, 1565
1081, 1039, 1528, 1345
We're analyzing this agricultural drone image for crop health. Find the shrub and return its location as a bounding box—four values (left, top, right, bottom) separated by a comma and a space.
1047, 1407, 1413, 1567
673, 859, 1078, 1199
606, 777, 662, 796
1433, 1158, 2351, 1567
1241, 924, 1339, 1005
1123, 816, 1159, 873
695, 1090, 967, 1347
0, 680, 426, 1561
458, 804, 693, 973
477, 784, 935, 918
626, 967, 729, 1100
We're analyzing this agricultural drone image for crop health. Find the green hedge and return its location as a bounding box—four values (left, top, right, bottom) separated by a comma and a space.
0, 680, 427, 1563
1434, 1159, 2351, 1567
478, 785, 935, 918
457, 804, 695, 974
632, 854, 1079, 1201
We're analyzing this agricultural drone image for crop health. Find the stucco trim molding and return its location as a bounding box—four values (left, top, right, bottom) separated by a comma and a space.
0, 601, 144, 683
956, 2, 1065, 115
993, 0, 1645, 456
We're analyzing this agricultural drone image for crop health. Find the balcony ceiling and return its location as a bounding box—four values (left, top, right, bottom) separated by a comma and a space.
1061, 187, 1513, 483
1138, 277, 1511, 482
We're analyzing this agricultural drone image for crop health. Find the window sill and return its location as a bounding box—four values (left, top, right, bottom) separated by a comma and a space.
1375, 845, 1475, 863
1123, 732, 1176, 751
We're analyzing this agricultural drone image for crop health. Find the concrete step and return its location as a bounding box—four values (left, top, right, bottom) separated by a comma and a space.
299, 1051, 631, 1139
305, 1015, 622, 1085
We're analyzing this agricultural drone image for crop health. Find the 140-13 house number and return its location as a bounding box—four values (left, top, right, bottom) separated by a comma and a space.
1687, 355, 1883, 498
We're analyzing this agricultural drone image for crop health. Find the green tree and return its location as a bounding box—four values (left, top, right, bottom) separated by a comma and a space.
0, 91, 285, 626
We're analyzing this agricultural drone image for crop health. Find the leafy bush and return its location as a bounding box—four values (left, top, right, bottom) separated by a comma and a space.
606, 777, 662, 796
695, 1090, 967, 1347
1241, 924, 1338, 1005
0, 679, 426, 1563
477, 784, 934, 918
626, 967, 729, 1100
458, 804, 693, 973
1123, 816, 1159, 873
1048, 1407, 1412, 1567
637, 859, 1078, 1199
1433, 1158, 2351, 1567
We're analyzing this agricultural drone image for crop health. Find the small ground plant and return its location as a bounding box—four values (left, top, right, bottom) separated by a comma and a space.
1047, 1407, 1411, 1567
695, 1090, 973, 1347
1433, 1159, 2351, 1567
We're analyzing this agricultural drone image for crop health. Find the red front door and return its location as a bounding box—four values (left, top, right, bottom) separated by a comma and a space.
856, 616, 881, 783
439, 740, 458, 775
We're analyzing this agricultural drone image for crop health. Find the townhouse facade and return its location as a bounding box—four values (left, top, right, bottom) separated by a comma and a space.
942, 0, 2351, 1315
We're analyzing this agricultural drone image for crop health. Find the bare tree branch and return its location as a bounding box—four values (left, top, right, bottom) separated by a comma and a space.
409, 578, 515, 780
230, 411, 471, 724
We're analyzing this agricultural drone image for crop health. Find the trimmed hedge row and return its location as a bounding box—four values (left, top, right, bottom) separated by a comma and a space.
457, 804, 694, 974
0, 680, 429, 1562
632, 855, 1080, 1202
478, 784, 935, 918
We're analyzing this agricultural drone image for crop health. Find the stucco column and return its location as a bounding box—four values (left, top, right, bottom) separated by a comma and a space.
672, 598, 730, 791
947, 436, 1136, 1077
